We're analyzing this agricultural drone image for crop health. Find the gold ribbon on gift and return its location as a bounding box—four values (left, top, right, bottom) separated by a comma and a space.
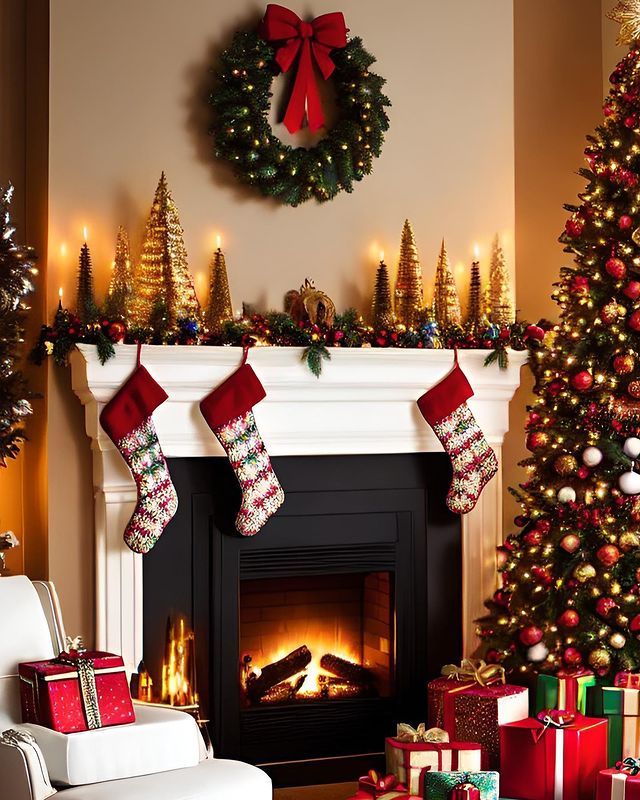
440, 658, 505, 687
395, 723, 450, 743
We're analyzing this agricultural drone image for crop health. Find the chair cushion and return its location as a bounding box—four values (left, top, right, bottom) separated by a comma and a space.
57, 758, 273, 800
0, 576, 55, 677
21, 704, 201, 786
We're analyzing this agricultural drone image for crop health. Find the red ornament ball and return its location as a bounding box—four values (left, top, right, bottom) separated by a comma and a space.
628, 380, 640, 400
560, 534, 581, 553
526, 431, 549, 451
524, 529, 543, 546
630, 614, 640, 633
519, 626, 544, 647
524, 324, 545, 341
596, 597, 618, 617
620, 215, 634, 230
597, 544, 621, 567
537, 519, 551, 534
577, 466, 590, 480
629, 310, 640, 332
625, 281, 640, 301
557, 609, 580, 628
614, 354, 636, 375
571, 371, 594, 392
563, 647, 583, 667
108, 321, 126, 343
606, 257, 627, 280
565, 219, 585, 237
600, 302, 620, 324
485, 649, 503, 664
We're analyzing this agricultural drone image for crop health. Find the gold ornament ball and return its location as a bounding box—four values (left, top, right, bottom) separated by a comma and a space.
600, 301, 619, 324
554, 455, 579, 476
616, 613, 630, 627
629, 380, 640, 400
588, 647, 611, 672
614, 353, 635, 375
574, 563, 597, 583
611, 581, 622, 596
610, 632, 626, 649
620, 531, 640, 552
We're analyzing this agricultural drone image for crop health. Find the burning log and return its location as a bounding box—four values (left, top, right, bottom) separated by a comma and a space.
320, 653, 375, 686
262, 674, 307, 704
246, 645, 312, 703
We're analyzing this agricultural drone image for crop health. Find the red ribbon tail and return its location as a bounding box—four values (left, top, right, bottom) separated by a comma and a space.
283, 39, 325, 134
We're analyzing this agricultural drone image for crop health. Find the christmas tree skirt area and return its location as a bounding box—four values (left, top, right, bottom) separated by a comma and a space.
274, 782, 357, 799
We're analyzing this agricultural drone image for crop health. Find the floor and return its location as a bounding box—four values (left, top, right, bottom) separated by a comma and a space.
274, 782, 357, 799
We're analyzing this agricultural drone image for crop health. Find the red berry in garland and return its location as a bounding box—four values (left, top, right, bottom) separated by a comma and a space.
519, 626, 543, 646
557, 609, 580, 627
606, 257, 627, 279
571, 371, 594, 392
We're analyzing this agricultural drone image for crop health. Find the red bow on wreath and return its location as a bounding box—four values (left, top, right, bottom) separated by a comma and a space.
259, 4, 348, 134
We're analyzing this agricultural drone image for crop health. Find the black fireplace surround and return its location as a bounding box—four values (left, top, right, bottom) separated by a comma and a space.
143, 453, 462, 787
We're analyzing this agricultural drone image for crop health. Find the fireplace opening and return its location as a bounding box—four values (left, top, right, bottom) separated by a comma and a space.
240, 572, 394, 705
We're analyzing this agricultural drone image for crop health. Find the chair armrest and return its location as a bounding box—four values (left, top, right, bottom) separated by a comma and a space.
0, 740, 38, 800
131, 702, 212, 760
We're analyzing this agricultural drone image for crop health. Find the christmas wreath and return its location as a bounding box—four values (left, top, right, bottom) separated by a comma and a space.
211, 5, 390, 206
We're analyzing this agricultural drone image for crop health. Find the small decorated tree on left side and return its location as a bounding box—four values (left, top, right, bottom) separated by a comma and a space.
0, 186, 36, 465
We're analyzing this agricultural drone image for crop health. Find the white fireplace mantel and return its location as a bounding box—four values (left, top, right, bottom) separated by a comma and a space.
70, 343, 527, 671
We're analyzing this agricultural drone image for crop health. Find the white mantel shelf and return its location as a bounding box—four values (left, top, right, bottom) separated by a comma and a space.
70, 344, 528, 670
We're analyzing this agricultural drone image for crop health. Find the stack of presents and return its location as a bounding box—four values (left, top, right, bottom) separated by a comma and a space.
349, 658, 640, 800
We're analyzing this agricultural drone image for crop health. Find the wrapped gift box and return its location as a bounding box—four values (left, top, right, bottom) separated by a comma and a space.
421, 770, 499, 800
500, 714, 608, 800
447, 683, 529, 768
428, 676, 478, 730
587, 685, 640, 766
596, 767, 640, 800
385, 737, 482, 796
19, 650, 135, 733
616, 673, 640, 690
535, 670, 596, 716
346, 770, 419, 799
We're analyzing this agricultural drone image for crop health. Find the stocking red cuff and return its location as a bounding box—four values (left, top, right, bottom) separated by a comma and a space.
100, 365, 168, 443
417, 363, 474, 425
200, 363, 266, 430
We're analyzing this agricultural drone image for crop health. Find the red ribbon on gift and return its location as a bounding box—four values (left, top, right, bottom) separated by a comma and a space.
615, 671, 640, 689
448, 783, 481, 800
358, 770, 407, 798
259, 4, 348, 133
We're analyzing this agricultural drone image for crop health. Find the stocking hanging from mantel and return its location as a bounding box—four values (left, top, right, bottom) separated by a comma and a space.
100, 343, 178, 554
200, 346, 284, 536
417, 349, 498, 514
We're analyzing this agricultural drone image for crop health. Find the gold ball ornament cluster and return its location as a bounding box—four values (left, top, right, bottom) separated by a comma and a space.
573, 563, 597, 583
554, 455, 578, 476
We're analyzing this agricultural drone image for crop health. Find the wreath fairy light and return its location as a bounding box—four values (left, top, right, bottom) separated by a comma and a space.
210, 5, 390, 207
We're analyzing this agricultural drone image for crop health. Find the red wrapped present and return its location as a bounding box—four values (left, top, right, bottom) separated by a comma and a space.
449, 784, 481, 800
500, 711, 608, 800
615, 673, 640, 690
19, 642, 135, 733
597, 761, 640, 800
345, 769, 416, 799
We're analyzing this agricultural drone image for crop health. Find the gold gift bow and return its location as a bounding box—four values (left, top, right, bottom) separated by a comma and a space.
440, 658, 505, 687
395, 723, 450, 743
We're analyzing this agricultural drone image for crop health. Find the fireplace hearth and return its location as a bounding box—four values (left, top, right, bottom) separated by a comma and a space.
143, 452, 461, 786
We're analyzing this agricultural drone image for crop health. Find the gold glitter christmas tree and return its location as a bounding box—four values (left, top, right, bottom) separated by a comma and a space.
465, 260, 483, 335
207, 243, 233, 332
129, 172, 200, 329
394, 219, 423, 327
105, 226, 133, 322
487, 235, 515, 326
432, 239, 461, 328
371, 255, 393, 330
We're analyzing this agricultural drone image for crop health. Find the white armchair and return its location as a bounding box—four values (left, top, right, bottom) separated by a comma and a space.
0, 576, 272, 799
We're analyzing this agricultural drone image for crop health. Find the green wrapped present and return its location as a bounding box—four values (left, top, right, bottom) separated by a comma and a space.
534, 670, 596, 716
586, 684, 640, 766
422, 771, 499, 800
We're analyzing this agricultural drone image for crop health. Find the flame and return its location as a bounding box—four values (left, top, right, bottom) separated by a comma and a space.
379, 250, 385, 263
83, 226, 89, 242
473, 243, 480, 261
216, 234, 222, 250
161, 616, 197, 706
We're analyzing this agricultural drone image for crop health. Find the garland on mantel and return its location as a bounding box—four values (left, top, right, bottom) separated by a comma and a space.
32, 307, 538, 377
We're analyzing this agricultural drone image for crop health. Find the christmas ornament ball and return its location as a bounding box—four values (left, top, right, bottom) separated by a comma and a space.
573, 563, 597, 583
596, 597, 618, 617
571, 371, 594, 392
582, 446, 603, 467
527, 431, 549, 451
527, 642, 549, 662
596, 544, 621, 567
557, 609, 580, 627
554, 455, 578, 476
620, 531, 640, 551
624, 437, 640, 459
606, 257, 627, 279
629, 310, 640, 332
630, 614, 640, 633
600, 301, 620, 323
625, 281, 640, 301
619, 470, 640, 495
108, 321, 126, 343
588, 647, 611, 675
560, 533, 581, 553
557, 486, 577, 504
628, 381, 640, 399
519, 625, 544, 646
610, 633, 626, 649
563, 646, 583, 667
614, 354, 635, 375
620, 215, 634, 230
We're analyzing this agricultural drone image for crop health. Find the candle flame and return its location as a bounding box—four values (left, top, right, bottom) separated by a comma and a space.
473, 243, 480, 260
216, 234, 222, 250
379, 250, 385, 263
59, 243, 68, 258
58, 287, 63, 299
83, 226, 89, 242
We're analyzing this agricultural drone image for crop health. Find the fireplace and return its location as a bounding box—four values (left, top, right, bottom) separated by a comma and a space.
142, 452, 461, 786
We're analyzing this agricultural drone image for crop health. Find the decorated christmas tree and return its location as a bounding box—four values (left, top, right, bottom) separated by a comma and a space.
76, 242, 97, 324
104, 226, 133, 322
207, 244, 233, 333
129, 173, 200, 330
433, 239, 462, 328
0, 186, 36, 465
371, 255, 393, 329
394, 219, 423, 327
487, 235, 515, 326
465, 260, 482, 336
478, 10, 640, 678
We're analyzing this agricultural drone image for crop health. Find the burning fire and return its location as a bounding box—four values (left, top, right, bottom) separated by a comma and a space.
263, 638, 360, 696
161, 616, 198, 707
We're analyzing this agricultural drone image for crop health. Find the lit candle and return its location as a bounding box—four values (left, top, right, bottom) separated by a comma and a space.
473, 243, 480, 262
58, 287, 63, 310
216, 234, 222, 251
83, 226, 89, 243
379, 250, 385, 264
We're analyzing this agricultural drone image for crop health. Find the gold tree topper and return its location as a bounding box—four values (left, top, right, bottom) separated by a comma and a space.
609, 1, 640, 45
